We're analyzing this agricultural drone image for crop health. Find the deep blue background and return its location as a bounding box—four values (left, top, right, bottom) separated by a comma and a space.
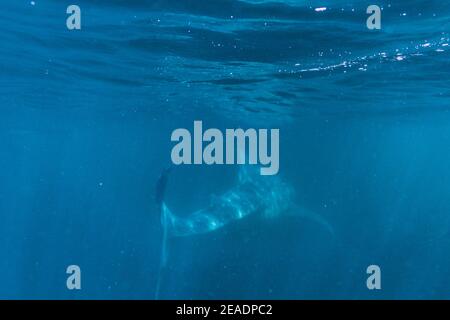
1, 0, 450, 299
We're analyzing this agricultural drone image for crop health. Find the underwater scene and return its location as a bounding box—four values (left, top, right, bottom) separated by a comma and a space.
1, 0, 450, 299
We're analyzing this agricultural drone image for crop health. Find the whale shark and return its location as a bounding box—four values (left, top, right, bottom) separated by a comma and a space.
153, 165, 333, 298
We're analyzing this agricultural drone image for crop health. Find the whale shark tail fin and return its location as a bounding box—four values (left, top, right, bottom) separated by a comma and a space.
155, 166, 173, 300
155, 201, 173, 299
160, 202, 172, 266
155, 165, 173, 209
291, 205, 335, 236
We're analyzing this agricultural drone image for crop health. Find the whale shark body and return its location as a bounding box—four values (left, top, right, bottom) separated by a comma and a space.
162, 167, 293, 236
154, 166, 333, 298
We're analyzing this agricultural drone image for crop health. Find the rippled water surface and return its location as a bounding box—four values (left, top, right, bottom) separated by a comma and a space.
1, 0, 450, 299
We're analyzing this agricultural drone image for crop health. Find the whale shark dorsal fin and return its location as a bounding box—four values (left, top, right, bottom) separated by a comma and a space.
238, 166, 250, 184
238, 164, 263, 185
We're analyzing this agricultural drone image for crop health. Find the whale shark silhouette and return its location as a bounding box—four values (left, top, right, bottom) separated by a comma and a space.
153, 165, 333, 298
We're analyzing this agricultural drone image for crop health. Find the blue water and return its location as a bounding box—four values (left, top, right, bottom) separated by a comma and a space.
1, 0, 450, 299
